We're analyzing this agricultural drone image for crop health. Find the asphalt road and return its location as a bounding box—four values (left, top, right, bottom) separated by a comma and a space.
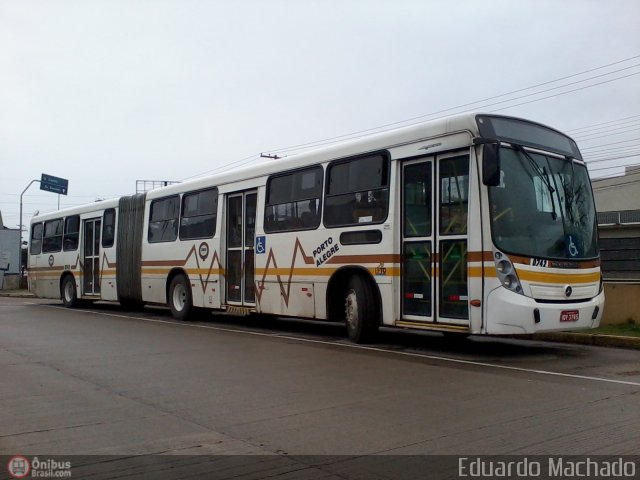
1, 297, 639, 461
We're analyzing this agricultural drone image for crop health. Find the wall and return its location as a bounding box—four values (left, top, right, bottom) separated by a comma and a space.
601, 283, 640, 325
0, 229, 20, 275
592, 169, 640, 211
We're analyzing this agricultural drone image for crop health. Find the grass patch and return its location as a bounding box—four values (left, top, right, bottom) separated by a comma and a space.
581, 323, 640, 337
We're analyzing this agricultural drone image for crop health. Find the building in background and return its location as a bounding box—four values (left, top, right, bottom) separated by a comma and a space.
592, 166, 640, 324
0, 211, 21, 290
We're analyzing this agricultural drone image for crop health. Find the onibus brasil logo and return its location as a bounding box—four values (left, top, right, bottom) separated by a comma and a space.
7, 456, 72, 478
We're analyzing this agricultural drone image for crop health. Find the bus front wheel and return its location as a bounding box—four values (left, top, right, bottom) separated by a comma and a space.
61, 275, 78, 308
344, 275, 378, 344
169, 275, 193, 321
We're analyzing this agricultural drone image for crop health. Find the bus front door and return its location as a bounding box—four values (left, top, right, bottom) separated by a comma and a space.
225, 190, 257, 307
401, 153, 470, 329
83, 218, 101, 296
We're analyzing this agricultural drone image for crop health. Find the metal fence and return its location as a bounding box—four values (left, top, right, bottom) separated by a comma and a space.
597, 209, 640, 226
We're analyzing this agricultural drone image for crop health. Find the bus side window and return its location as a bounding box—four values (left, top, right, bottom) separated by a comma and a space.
148, 196, 180, 243
30, 223, 43, 255
264, 166, 323, 233
324, 153, 390, 228
63, 215, 80, 251
180, 188, 218, 240
102, 208, 116, 247
42, 219, 63, 253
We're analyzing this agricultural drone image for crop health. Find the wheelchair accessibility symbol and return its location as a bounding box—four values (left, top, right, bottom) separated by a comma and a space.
566, 234, 580, 258
256, 236, 266, 254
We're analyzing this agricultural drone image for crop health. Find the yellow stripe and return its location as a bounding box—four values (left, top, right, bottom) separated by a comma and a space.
141, 268, 225, 275
255, 267, 401, 277
468, 267, 497, 278
515, 269, 600, 284
396, 321, 469, 332
185, 268, 224, 275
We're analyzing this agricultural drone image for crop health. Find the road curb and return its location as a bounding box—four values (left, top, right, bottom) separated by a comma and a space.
0, 292, 36, 298
534, 332, 640, 349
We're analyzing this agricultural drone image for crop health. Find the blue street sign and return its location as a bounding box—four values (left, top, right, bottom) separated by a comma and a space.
40, 173, 69, 195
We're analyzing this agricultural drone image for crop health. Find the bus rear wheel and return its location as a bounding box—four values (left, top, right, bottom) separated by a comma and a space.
344, 275, 378, 344
61, 275, 78, 308
169, 275, 193, 321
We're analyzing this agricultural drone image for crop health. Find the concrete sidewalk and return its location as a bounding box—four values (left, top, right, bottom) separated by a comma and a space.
1, 290, 638, 349
0, 289, 35, 298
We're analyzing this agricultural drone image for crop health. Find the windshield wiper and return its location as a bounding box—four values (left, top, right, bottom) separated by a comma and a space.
513, 145, 558, 220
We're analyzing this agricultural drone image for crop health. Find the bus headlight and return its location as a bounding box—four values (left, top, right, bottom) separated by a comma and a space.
496, 259, 513, 275
494, 251, 523, 294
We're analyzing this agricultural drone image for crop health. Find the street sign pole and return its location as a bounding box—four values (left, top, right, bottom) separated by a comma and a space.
19, 179, 40, 281
18, 174, 69, 285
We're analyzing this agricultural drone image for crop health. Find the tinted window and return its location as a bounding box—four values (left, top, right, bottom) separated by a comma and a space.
63, 215, 80, 251
30, 223, 43, 255
265, 166, 323, 232
180, 188, 218, 240
102, 208, 116, 247
404, 163, 432, 237
439, 156, 469, 235
42, 219, 63, 253
148, 196, 179, 243
324, 154, 389, 227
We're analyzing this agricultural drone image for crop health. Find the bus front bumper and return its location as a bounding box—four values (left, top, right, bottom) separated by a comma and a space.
485, 287, 604, 335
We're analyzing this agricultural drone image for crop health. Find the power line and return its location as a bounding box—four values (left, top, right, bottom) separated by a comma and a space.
181, 54, 640, 179
582, 144, 640, 155
272, 68, 640, 156
572, 122, 640, 139
180, 154, 260, 181
567, 114, 640, 132
573, 127, 640, 142
586, 153, 640, 164
589, 162, 640, 173
487, 72, 640, 114
585, 155, 640, 166
580, 137, 640, 150
592, 178, 640, 190
584, 150, 640, 160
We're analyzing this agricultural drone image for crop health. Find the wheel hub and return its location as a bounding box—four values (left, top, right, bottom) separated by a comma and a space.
345, 289, 358, 330
173, 284, 187, 311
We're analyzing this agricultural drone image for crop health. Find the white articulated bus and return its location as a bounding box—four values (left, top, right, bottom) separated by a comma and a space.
28, 113, 604, 342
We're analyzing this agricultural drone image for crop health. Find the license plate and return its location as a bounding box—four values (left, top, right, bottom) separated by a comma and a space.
560, 310, 579, 322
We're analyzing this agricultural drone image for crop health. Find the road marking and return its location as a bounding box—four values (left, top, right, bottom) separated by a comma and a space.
37, 304, 640, 388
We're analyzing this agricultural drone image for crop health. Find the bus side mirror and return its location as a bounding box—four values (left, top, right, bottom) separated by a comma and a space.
482, 143, 501, 186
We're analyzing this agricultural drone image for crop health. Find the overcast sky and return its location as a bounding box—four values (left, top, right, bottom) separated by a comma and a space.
1, 0, 639, 232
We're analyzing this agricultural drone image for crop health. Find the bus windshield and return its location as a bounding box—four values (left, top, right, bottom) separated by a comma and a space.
488, 146, 598, 260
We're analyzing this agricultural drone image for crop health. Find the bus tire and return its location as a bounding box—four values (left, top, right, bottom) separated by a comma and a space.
61, 275, 78, 308
344, 275, 378, 343
169, 274, 193, 321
